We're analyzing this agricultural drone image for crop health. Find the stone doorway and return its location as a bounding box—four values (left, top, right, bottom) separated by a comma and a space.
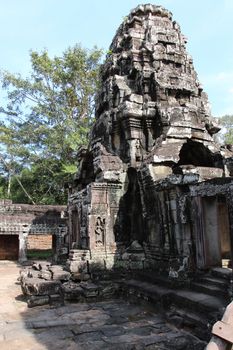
0, 234, 19, 260
218, 196, 231, 266
71, 210, 81, 249
195, 195, 231, 269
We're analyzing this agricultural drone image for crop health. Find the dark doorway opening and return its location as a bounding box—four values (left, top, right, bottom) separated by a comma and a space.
114, 168, 144, 246
71, 210, 81, 249
0, 235, 19, 260
218, 196, 231, 266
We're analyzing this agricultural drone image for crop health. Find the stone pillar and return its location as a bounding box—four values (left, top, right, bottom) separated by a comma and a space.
18, 233, 27, 262
226, 192, 233, 299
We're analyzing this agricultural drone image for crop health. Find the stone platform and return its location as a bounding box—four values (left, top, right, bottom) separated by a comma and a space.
0, 261, 207, 350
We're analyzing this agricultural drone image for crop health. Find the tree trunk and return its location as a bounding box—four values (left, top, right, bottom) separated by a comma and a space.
7, 173, 11, 198
15, 175, 36, 204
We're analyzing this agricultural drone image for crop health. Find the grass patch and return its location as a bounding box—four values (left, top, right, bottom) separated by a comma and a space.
27, 249, 53, 260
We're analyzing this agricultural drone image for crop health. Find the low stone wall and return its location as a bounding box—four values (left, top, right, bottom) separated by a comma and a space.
0, 200, 68, 261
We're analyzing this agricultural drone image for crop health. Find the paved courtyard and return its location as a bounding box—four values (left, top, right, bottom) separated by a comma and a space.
0, 262, 205, 350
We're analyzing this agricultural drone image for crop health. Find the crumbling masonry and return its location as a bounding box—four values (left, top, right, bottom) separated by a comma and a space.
68, 4, 233, 277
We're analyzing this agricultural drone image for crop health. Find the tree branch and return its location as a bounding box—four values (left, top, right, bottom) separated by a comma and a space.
0, 154, 36, 204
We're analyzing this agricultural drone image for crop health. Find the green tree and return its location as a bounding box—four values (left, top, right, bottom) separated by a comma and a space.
220, 114, 233, 144
0, 44, 103, 204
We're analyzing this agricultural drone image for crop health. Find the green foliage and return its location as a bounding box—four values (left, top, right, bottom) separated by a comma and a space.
0, 175, 7, 198
106, 49, 113, 56
27, 249, 53, 260
0, 44, 103, 204
9, 160, 68, 204
220, 114, 233, 144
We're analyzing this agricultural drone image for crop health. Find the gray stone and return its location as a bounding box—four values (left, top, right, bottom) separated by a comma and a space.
71, 272, 91, 281
38, 261, 52, 270
27, 295, 49, 307
66, 4, 233, 286
61, 281, 83, 301
99, 283, 118, 297
74, 331, 103, 343
38, 270, 52, 280
22, 277, 61, 296
51, 270, 71, 281
49, 293, 64, 306
80, 282, 99, 297
101, 325, 125, 337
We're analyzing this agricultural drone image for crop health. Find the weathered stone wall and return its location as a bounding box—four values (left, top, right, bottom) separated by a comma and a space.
0, 200, 68, 261
92, 4, 226, 165
27, 234, 53, 250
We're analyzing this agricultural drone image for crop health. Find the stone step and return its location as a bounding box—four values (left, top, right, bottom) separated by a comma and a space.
166, 306, 210, 341
120, 279, 227, 326
211, 267, 232, 281
190, 281, 228, 299
195, 276, 229, 289
121, 279, 172, 305
133, 270, 186, 289
170, 289, 226, 316
127, 277, 227, 311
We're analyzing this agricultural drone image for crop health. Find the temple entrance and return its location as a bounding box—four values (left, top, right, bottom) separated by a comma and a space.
195, 195, 231, 269
115, 168, 144, 245
71, 210, 81, 248
0, 235, 19, 260
218, 196, 231, 266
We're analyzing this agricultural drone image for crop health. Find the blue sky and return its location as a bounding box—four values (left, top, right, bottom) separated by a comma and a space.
0, 0, 233, 117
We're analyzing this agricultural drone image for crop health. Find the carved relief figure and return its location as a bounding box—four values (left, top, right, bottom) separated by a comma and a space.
95, 217, 105, 246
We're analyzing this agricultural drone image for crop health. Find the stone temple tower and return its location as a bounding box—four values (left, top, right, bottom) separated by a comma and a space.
68, 4, 233, 275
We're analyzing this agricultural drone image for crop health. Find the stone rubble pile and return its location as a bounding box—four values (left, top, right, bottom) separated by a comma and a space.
20, 261, 120, 307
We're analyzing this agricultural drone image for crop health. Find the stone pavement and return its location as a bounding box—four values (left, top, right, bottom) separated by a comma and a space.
0, 261, 206, 350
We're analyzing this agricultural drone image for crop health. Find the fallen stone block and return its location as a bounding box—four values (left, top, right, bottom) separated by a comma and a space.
80, 282, 99, 297
49, 293, 64, 307
27, 295, 49, 308
32, 261, 51, 271
19, 268, 40, 281
38, 270, 52, 280
71, 272, 91, 282
49, 266, 71, 281
61, 281, 84, 301
38, 261, 52, 270
99, 282, 119, 298
32, 262, 41, 271
22, 277, 61, 296
52, 270, 71, 281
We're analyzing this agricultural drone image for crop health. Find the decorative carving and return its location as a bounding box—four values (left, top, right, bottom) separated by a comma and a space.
135, 139, 143, 162
95, 217, 105, 246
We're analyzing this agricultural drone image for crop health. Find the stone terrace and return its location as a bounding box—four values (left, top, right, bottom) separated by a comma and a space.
0, 261, 206, 350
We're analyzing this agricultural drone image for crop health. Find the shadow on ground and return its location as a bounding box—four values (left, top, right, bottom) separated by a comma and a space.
0, 262, 206, 350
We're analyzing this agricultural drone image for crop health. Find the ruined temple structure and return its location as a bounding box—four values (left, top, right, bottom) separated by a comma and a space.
68, 4, 233, 277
